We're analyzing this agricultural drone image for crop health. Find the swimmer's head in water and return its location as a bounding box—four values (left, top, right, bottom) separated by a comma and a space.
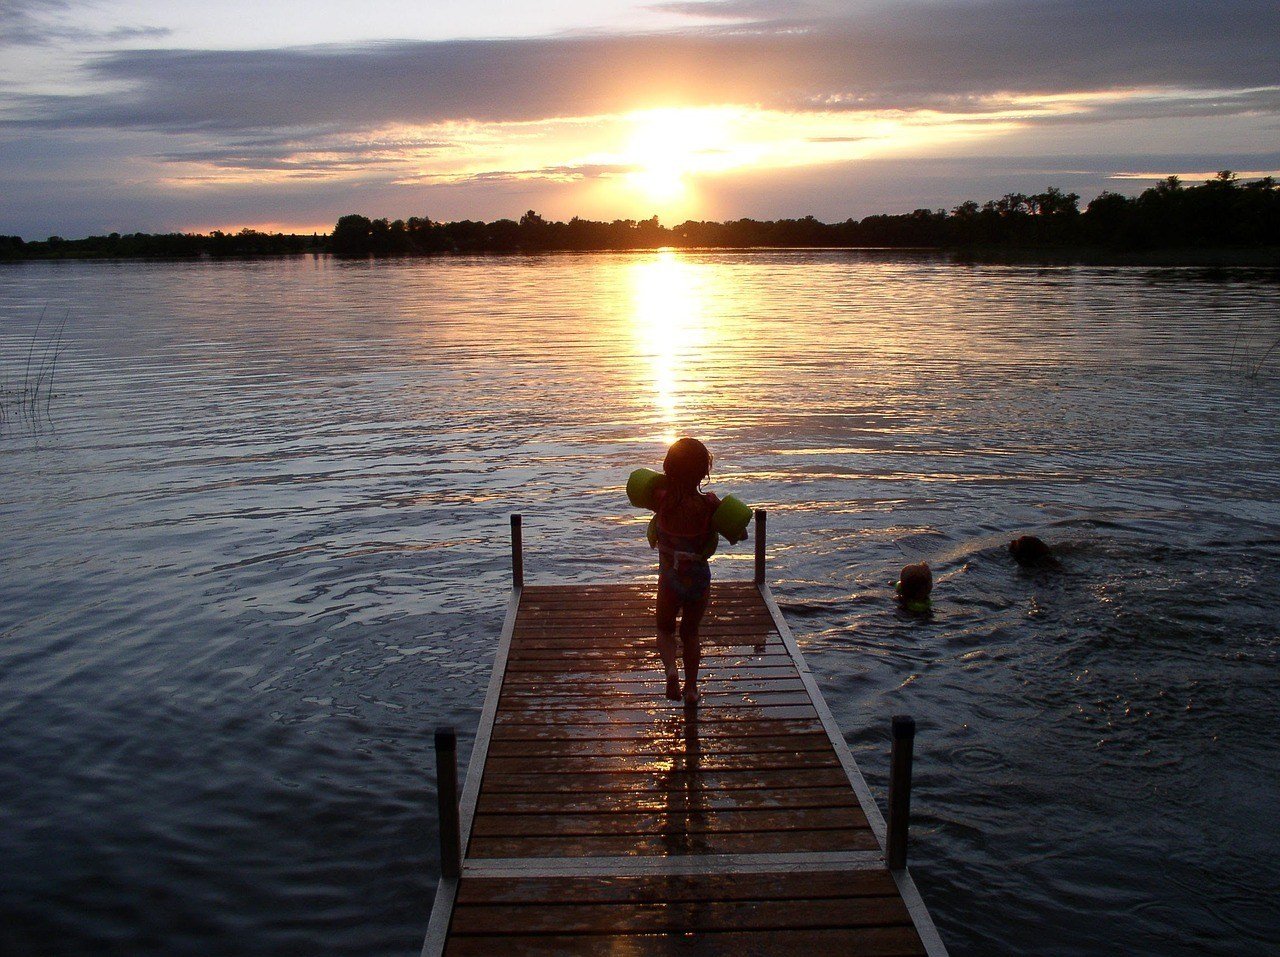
1009, 535, 1053, 566
898, 562, 933, 604
663, 437, 712, 492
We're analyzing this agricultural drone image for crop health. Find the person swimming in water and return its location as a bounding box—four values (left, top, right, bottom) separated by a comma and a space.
652, 438, 720, 706
896, 561, 933, 613
1009, 534, 1060, 569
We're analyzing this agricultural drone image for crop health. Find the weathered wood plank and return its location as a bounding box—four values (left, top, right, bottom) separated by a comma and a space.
511, 603, 773, 619
507, 641, 778, 653
470, 805, 870, 838
454, 868, 903, 905
513, 605, 772, 622
501, 669, 803, 685
497, 678, 808, 698
474, 786, 863, 815
450, 894, 910, 934
502, 660, 797, 675
506, 646, 784, 659
507, 642, 781, 653
496, 694, 818, 715
503, 654, 790, 669
480, 749, 841, 775
467, 827, 880, 858
489, 717, 828, 742
519, 586, 761, 599
486, 732, 834, 758
477, 766, 854, 794
444, 926, 925, 957
494, 704, 821, 725
508, 631, 777, 645
445, 927, 925, 957
511, 609, 771, 623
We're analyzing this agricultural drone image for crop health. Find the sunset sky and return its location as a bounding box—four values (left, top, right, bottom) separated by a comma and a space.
2, 0, 1277, 237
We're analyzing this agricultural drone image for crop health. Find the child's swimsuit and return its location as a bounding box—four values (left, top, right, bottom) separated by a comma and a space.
655, 492, 718, 605
657, 527, 712, 604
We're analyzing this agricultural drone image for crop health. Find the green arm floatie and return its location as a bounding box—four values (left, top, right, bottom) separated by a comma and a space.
627, 468, 666, 510
711, 495, 752, 544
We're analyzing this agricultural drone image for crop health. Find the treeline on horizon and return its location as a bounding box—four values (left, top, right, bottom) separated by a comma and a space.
3, 171, 1277, 261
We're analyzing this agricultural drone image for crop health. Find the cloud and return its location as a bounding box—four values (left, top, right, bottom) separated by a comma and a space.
1023, 87, 1280, 126
645, 0, 810, 20
160, 134, 455, 174
0, 1, 73, 46
5, 0, 1277, 135
0, 1, 169, 47
98, 25, 172, 43
412, 162, 638, 186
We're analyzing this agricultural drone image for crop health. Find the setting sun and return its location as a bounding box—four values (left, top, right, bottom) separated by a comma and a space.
621, 108, 741, 207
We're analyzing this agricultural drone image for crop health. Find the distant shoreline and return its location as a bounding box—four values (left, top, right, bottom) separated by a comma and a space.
4, 173, 1277, 265
3, 245, 1277, 268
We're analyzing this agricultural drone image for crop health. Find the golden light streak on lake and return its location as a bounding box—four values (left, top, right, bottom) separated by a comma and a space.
629, 249, 721, 445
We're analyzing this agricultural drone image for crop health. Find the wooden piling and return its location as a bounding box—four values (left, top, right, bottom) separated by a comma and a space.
510, 514, 523, 587
887, 714, 916, 871
753, 508, 767, 584
435, 727, 461, 881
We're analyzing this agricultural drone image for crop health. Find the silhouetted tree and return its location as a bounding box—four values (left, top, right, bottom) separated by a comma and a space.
332, 214, 374, 256
8, 175, 1278, 260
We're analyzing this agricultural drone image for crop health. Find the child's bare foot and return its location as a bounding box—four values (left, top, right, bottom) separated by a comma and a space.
665, 670, 681, 701
682, 683, 700, 706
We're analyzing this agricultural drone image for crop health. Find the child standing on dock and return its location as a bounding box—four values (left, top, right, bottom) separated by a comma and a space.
653, 438, 720, 706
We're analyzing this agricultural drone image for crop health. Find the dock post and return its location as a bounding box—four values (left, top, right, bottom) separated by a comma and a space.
435, 726, 461, 880
886, 715, 915, 870
754, 509, 767, 584
510, 514, 524, 588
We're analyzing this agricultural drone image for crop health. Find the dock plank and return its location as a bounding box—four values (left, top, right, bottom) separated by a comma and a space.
449, 895, 911, 934
467, 827, 880, 857
468, 808, 870, 838
475, 787, 862, 815
444, 927, 925, 957
485, 732, 835, 757
455, 868, 904, 904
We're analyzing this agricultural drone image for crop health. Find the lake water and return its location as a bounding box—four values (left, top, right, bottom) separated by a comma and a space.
1, 251, 1278, 956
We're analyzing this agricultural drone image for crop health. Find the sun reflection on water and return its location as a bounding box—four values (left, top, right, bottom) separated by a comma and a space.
629, 250, 718, 444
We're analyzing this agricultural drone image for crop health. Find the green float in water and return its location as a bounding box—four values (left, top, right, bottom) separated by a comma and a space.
895, 581, 933, 614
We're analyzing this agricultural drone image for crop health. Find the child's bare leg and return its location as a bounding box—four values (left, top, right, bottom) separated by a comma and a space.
655, 584, 681, 701
679, 591, 709, 705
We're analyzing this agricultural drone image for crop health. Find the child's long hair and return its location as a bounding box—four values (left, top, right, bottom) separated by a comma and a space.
661, 438, 713, 527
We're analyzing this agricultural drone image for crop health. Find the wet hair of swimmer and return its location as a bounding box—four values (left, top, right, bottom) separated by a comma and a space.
1009, 535, 1054, 566
663, 437, 713, 493
898, 562, 933, 603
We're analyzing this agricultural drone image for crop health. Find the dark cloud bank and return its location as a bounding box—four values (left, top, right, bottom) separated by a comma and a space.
0, 0, 168, 47
9, 0, 1278, 135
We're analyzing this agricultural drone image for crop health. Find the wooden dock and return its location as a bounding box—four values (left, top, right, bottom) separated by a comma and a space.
422, 514, 947, 956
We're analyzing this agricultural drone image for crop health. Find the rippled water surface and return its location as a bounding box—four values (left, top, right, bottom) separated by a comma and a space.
2, 252, 1279, 956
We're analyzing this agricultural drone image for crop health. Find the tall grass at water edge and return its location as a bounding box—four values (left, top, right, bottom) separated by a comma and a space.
1, 307, 67, 432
